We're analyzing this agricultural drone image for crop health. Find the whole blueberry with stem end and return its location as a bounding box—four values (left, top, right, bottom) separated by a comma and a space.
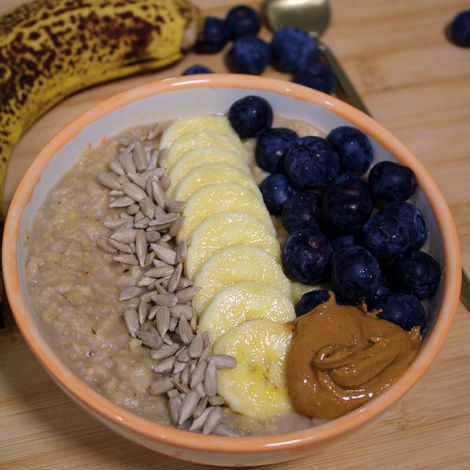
194, 16, 229, 53
330, 245, 381, 305
255, 127, 298, 173
281, 191, 320, 233
450, 10, 470, 47
366, 283, 392, 311
327, 126, 374, 174
295, 289, 330, 316
321, 178, 373, 234
228, 95, 273, 138
389, 250, 441, 300
260, 173, 298, 215
284, 136, 340, 189
369, 161, 417, 201
225, 5, 262, 40
294, 61, 336, 95
381, 201, 428, 250
182, 65, 213, 75
270, 27, 318, 73
228, 36, 270, 75
282, 230, 333, 285
378, 293, 427, 332
360, 213, 410, 262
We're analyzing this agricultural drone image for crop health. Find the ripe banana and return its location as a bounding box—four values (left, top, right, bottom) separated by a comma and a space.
0, 0, 201, 212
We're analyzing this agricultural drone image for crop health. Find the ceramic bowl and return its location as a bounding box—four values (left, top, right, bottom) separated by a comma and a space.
3, 75, 461, 467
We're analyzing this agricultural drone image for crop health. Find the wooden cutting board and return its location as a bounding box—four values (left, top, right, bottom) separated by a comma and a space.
1, 1, 469, 469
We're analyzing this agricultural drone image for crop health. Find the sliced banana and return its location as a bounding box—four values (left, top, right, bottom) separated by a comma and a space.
160, 115, 235, 149
192, 245, 291, 314
213, 319, 293, 420
178, 182, 274, 243
168, 148, 250, 197
163, 130, 246, 171
173, 163, 261, 202
186, 211, 280, 279
198, 282, 295, 341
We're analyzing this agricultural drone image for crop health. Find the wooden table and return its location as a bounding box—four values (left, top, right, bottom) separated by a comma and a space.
1, 0, 469, 468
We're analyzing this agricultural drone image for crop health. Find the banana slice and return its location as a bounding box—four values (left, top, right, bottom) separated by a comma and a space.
172, 163, 260, 202
213, 319, 293, 420
186, 211, 280, 279
192, 245, 291, 314
198, 282, 295, 341
168, 149, 250, 197
163, 130, 246, 171
178, 182, 274, 242
160, 115, 235, 149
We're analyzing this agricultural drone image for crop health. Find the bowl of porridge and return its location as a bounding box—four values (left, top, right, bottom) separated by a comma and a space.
3, 74, 461, 466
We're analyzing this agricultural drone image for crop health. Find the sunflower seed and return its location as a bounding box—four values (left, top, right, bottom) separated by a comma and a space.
202, 407, 223, 435
109, 196, 134, 208
149, 343, 178, 361
169, 396, 182, 425
107, 239, 132, 254
204, 360, 217, 397
104, 219, 127, 230
152, 181, 168, 208
195, 383, 206, 397
193, 396, 208, 419
153, 356, 175, 373
122, 181, 146, 202
160, 234, 173, 244
152, 293, 177, 307
199, 345, 212, 363
134, 142, 149, 171
117, 175, 130, 185
202, 331, 212, 348
173, 380, 189, 395
154, 281, 169, 295
210, 355, 237, 370
169, 316, 178, 332
137, 300, 149, 324
159, 172, 171, 191
175, 241, 187, 264
155, 306, 170, 337
162, 334, 173, 346
96, 237, 118, 254
119, 286, 142, 301
138, 196, 154, 219
141, 169, 165, 181
149, 377, 174, 396
145, 266, 174, 278
178, 316, 193, 345
110, 190, 125, 197
98, 172, 122, 190
123, 309, 139, 337
177, 347, 191, 363
136, 275, 153, 287
167, 388, 179, 399
133, 217, 150, 229
167, 263, 183, 293
118, 151, 136, 174
176, 286, 200, 304
136, 330, 162, 349
172, 359, 186, 375
167, 217, 182, 238
151, 244, 176, 265
208, 395, 224, 407
189, 406, 211, 432
159, 148, 169, 168
180, 363, 190, 386
111, 228, 137, 244
149, 212, 179, 227
188, 335, 204, 359
127, 172, 146, 189
168, 200, 185, 213
113, 254, 139, 265
147, 125, 161, 141
178, 390, 200, 425
190, 360, 207, 389
177, 277, 192, 289
170, 304, 192, 320
146, 231, 161, 243
109, 159, 125, 176
135, 231, 147, 267
126, 203, 140, 215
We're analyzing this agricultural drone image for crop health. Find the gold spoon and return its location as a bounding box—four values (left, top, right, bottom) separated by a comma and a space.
263, 0, 470, 311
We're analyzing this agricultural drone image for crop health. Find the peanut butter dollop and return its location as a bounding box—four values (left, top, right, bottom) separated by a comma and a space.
286, 295, 422, 419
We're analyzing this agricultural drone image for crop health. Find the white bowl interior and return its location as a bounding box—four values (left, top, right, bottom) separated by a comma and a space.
18, 85, 444, 342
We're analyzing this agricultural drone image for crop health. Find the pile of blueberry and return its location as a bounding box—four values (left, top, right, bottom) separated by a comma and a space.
228, 95, 441, 334
183, 5, 336, 95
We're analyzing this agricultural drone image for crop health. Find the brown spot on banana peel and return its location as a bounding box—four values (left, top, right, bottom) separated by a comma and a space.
0, 0, 202, 215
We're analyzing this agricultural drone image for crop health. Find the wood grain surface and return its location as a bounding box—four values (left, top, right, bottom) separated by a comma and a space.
1, 1, 469, 469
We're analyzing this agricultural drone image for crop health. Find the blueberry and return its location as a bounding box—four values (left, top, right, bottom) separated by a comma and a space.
330, 246, 381, 305
282, 230, 333, 284
255, 127, 298, 173
228, 95, 273, 138
321, 178, 373, 234
381, 201, 428, 249
327, 126, 373, 174
194, 16, 229, 53
182, 65, 213, 75
294, 61, 336, 95
284, 136, 340, 189
369, 161, 417, 201
450, 10, 470, 47
228, 36, 270, 75
378, 293, 427, 331
331, 233, 356, 251
366, 283, 392, 311
295, 289, 330, 316
225, 5, 261, 40
281, 191, 320, 233
333, 172, 369, 191
389, 250, 441, 300
259, 174, 298, 215
360, 213, 410, 261
270, 27, 318, 73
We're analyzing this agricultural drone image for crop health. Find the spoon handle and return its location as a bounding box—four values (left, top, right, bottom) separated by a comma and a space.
318, 42, 470, 311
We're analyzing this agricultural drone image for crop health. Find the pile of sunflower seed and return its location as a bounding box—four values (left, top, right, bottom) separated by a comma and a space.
96, 125, 236, 435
